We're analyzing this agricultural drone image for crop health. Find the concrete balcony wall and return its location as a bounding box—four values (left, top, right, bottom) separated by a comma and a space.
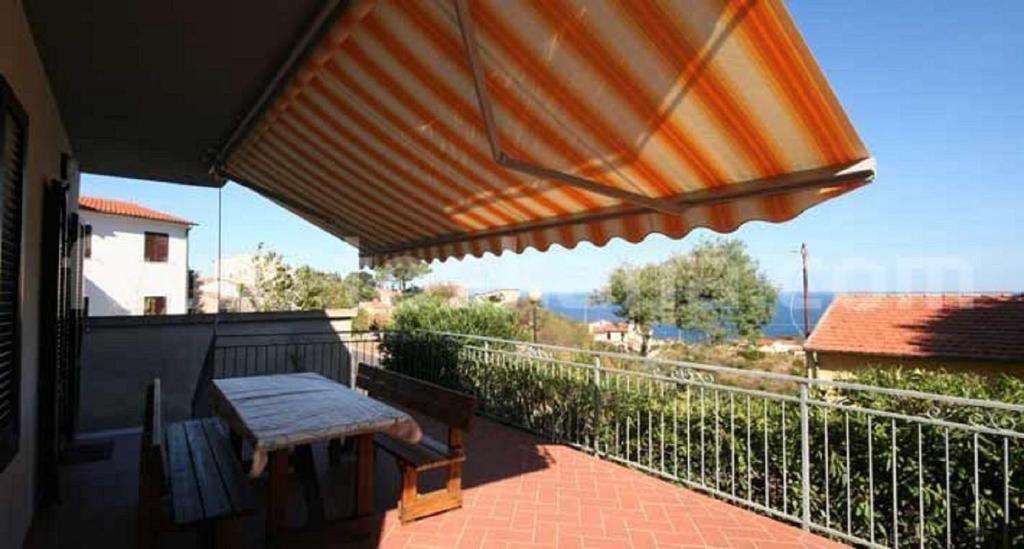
78, 310, 355, 433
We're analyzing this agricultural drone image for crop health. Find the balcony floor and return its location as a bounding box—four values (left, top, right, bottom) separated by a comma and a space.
25, 415, 845, 548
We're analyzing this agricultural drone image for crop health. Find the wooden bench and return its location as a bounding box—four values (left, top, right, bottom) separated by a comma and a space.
356, 365, 477, 523
137, 379, 257, 549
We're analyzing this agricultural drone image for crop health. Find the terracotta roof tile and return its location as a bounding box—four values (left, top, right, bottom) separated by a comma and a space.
804, 293, 1024, 361
79, 196, 194, 226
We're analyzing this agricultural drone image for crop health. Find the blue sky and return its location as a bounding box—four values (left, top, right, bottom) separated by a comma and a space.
82, 1, 1024, 294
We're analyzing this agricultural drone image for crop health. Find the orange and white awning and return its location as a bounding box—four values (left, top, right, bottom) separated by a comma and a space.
222, 0, 874, 267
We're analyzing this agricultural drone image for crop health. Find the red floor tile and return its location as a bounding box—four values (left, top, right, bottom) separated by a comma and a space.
27, 416, 848, 549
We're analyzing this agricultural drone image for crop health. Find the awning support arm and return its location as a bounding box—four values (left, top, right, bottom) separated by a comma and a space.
453, 0, 693, 216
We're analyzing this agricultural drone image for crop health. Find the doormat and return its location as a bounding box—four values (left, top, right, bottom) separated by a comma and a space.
61, 441, 114, 465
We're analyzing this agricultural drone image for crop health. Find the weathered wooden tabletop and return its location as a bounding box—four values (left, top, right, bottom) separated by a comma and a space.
210, 372, 421, 456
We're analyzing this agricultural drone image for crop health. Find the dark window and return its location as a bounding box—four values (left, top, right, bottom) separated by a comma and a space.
144, 232, 168, 262
0, 74, 27, 472
82, 224, 92, 258
143, 296, 166, 316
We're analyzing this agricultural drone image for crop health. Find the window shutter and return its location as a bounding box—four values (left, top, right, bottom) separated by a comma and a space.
156, 234, 167, 261
144, 232, 168, 262
82, 224, 92, 258
0, 76, 27, 472
144, 296, 166, 316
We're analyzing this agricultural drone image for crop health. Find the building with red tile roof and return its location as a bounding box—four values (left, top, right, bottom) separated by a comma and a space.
805, 293, 1024, 378
79, 197, 193, 316
589, 319, 629, 335
79, 196, 194, 225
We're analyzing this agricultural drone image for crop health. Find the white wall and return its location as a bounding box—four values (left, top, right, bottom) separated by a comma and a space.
0, 0, 76, 546
82, 211, 189, 316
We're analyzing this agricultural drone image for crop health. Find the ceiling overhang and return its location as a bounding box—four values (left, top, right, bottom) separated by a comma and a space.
24, 0, 346, 186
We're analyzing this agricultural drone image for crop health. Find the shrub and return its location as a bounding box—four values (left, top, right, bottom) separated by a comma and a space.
351, 307, 373, 332
385, 294, 523, 338
379, 296, 523, 390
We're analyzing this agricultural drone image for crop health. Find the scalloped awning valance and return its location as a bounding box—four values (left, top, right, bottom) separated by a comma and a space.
220, 0, 874, 266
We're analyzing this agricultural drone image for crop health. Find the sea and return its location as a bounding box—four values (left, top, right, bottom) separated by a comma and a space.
540, 291, 835, 341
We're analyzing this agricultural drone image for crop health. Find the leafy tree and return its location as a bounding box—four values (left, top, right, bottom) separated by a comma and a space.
241, 244, 378, 311
187, 269, 201, 314
291, 266, 356, 310
375, 259, 432, 292
666, 238, 777, 343
593, 262, 668, 355
343, 271, 378, 302
241, 244, 294, 312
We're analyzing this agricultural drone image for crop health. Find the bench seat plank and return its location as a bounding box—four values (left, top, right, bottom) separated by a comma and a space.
182, 419, 233, 520
166, 421, 205, 525
200, 419, 257, 515
140, 379, 253, 548
167, 418, 256, 525
375, 433, 464, 472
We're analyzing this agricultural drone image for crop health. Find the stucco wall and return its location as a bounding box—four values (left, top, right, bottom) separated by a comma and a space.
814, 351, 1024, 381
0, 0, 75, 546
81, 211, 189, 315
79, 311, 355, 432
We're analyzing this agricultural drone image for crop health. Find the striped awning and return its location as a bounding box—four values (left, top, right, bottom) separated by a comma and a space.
222, 0, 874, 267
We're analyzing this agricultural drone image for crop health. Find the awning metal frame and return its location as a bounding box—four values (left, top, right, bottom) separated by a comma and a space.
453, 0, 697, 216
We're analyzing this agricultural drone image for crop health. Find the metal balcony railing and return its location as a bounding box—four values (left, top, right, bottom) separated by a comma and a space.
194, 329, 1024, 548
189, 330, 380, 416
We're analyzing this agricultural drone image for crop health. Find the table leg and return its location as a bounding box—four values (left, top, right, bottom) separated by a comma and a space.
230, 430, 243, 460
354, 433, 375, 518
266, 449, 290, 540
293, 444, 325, 525
328, 437, 345, 466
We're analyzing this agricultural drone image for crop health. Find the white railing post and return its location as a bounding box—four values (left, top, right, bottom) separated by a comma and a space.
799, 382, 811, 530
592, 357, 601, 454
349, 344, 358, 388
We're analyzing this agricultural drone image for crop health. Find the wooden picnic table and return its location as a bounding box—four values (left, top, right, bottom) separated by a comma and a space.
209, 372, 422, 539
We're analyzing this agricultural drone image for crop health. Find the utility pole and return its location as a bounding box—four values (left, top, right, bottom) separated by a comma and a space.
801, 243, 811, 339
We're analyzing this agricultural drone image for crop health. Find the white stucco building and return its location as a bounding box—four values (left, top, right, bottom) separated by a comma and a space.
80, 197, 193, 316
196, 254, 257, 313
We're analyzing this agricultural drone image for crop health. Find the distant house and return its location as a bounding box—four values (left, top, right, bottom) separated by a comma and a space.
587, 319, 650, 352
589, 320, 630, 345
197, 254, 256, 313
805, 293, 1024, 379
80, 197, 194, 316
757, 337, 803, 355
472, 288, 520, 307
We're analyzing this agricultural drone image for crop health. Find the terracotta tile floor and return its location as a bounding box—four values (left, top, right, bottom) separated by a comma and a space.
25, 415, 846, 548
